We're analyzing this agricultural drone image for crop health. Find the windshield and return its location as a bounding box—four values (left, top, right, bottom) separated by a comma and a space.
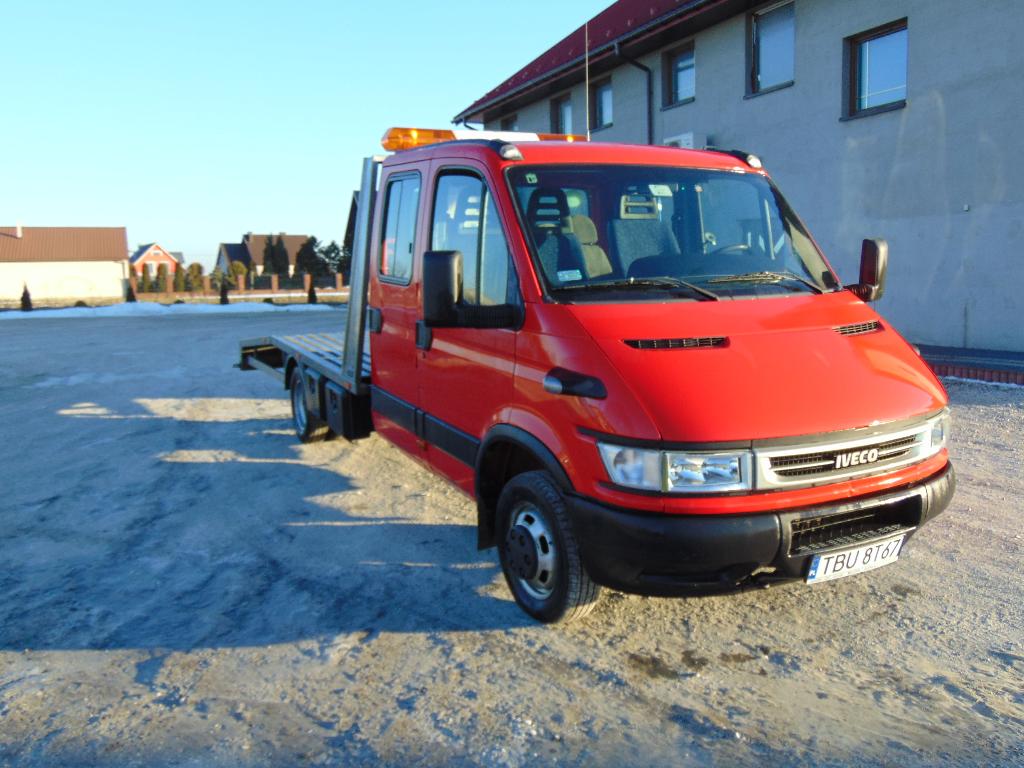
507, 165, 839, 301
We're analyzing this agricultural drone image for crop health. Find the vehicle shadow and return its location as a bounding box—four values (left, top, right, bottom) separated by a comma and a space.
1, 394, 532, 653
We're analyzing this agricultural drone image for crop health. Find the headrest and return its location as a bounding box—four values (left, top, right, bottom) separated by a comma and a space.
569, 215, 598, 245
620, 193, 659, 220
527, 187, 570, 232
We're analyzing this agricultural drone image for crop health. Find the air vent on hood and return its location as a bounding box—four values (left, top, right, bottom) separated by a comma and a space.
624, 336, 727, 350
834, 321, 881, 336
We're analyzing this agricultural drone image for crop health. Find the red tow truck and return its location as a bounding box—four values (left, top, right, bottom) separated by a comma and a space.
239, 127, 955, 623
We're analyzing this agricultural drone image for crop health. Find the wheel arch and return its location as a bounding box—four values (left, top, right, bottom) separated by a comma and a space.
474, 424, 573, 550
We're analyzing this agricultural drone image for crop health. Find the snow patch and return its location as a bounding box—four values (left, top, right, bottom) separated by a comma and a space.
0, 301, 343, 320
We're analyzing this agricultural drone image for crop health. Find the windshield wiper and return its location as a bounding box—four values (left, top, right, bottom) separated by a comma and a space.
555, 276, 719, 301
706, 270, 823, 293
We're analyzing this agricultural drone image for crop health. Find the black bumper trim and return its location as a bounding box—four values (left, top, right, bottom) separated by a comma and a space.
567, 462, 955, 596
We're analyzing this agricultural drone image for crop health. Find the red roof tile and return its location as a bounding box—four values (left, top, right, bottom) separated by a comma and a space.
454, 0, 722, 123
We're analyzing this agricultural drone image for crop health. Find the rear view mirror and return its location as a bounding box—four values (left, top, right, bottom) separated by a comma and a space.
846, 238, 888, 302
422, 250, 462, 327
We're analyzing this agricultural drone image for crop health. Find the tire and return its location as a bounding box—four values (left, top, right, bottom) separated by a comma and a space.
289, 368, 330, 443
496, 470, 601, 623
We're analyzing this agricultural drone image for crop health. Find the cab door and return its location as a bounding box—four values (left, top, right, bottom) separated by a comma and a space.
416, 164, 520, 489
367, 167, 424, 457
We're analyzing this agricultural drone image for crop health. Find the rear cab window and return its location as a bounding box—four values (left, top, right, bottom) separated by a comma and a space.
379, 173, 421, 283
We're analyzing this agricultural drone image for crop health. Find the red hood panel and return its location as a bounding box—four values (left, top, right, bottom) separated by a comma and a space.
569, 294, 947, 442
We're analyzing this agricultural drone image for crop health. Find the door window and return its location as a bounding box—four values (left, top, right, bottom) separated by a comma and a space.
431, 173, 516, 306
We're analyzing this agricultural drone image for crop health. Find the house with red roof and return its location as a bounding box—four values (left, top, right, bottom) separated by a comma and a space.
129, 243, 183, 277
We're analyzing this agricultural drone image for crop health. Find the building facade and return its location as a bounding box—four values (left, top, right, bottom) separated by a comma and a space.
456, 0, 1024, 352
0, 226, 129, 302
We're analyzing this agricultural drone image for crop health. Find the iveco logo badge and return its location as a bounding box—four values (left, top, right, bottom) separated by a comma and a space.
835, 448, 879, 469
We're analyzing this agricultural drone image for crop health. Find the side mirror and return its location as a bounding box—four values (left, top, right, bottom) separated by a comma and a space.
422, 250, 462, 327
846, 238, 888, 302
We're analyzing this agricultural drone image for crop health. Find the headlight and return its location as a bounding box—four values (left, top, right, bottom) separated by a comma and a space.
666, 451, 751, 493
929, 412, 951, 452
597, 443, 753, 493
597, 444, 662, 491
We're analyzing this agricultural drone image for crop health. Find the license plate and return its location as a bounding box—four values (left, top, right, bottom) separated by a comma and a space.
806, 534, 906, 584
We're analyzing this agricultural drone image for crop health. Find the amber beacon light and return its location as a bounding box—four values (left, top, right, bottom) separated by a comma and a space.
381, 126, 588, 152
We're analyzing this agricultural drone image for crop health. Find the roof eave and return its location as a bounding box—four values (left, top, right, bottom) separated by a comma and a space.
453, 0, 741, 125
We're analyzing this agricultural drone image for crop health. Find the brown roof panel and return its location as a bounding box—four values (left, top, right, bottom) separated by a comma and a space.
0, 227, 129, 263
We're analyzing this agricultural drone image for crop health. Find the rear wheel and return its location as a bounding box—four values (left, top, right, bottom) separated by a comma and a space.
496, 471, 600, 623
289, 368, 330, 443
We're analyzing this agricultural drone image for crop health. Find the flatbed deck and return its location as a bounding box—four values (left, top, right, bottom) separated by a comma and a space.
239, 332, 371, 389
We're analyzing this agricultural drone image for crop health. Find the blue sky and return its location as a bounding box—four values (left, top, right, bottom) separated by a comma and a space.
1, 1, 610, 267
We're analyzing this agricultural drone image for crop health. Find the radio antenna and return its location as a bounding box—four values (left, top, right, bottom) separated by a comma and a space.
584, 22, 591, 140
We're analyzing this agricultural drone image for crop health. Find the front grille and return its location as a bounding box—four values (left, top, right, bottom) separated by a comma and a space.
624, 336, 726, 350
770, 434, 920, 479
835, 320, 881, 336
755, 417, 939, 490
789, 497, 919, 555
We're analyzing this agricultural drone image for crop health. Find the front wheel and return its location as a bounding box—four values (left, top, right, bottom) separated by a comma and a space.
289, 368, 330, 443
496, 471, 601, 623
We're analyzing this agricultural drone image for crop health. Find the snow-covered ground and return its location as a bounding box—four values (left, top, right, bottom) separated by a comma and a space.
0, 300, 344, 321
1, 312, 1021, 766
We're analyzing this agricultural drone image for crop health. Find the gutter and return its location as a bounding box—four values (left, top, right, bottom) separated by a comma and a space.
453, 0, 721, 124
615, 43, 653, 145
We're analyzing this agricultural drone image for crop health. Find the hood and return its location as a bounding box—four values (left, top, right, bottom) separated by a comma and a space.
570, 293, 947, 443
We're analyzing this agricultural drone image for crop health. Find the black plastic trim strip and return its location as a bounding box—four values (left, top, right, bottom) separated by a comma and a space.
370, 386, 417, 434
578, 426, 750, 451
370, 386, 480, 467
424, 414, 479, 466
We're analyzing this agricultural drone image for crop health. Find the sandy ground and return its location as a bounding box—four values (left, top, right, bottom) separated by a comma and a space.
1, 310, 1021, 767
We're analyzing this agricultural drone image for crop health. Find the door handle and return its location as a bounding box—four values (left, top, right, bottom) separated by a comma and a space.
415, 320, 432, 351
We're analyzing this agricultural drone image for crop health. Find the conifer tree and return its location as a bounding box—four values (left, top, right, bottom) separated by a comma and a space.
187, 263, 204, 291
156, 263, 169, 292
262, 235, 276, 275
20, 285, 32, 311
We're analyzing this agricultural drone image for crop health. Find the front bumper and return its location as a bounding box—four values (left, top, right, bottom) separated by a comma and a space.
567, 462, 955, 596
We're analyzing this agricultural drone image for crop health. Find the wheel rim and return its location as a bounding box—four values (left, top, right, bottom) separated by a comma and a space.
291, 379, 307, 432
505, 501, 558, 600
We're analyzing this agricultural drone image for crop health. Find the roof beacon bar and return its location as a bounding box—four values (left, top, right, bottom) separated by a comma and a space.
381, 127, 588, 152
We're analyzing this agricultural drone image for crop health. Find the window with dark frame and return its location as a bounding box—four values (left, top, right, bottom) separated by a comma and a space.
845, 20, 908, 117
664, 44, 695, 106
550, 94, 573, 134
750, 1, 795, 94
378, 174, 420, 283
590, 79, 613, 129
500, 114, 519, 131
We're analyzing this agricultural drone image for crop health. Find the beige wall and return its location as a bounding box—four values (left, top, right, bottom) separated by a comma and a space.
0, 261, 128, 300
